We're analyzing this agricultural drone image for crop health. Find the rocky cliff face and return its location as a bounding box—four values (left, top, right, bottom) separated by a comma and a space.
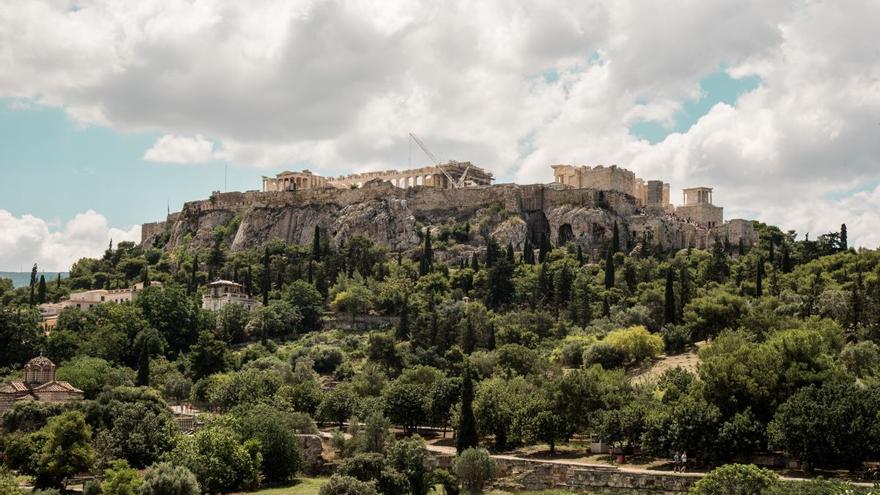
143, 181, 754, 259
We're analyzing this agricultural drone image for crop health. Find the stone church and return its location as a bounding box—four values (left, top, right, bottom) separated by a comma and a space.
0, 356, 84, 412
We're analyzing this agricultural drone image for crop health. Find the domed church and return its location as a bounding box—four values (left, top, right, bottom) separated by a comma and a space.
0, 356, 84, 412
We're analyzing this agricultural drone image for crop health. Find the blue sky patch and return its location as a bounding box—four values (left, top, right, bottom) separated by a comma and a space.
630, 69, 761, 144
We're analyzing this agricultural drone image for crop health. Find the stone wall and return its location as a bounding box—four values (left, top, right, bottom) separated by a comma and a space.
296, 434, 326, 474
430, 454, 697, 495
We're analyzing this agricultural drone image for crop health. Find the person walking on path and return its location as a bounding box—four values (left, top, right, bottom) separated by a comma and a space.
680, 451, 688, 473
672, 452, 681, 472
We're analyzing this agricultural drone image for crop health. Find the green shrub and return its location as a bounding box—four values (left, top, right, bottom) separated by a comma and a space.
690, 464, 778, 495
139, 463, 200, 495
603, 325, 664, 363
583, 342, 626, 369
453, 448, 495, 495
318, 475, 379, 495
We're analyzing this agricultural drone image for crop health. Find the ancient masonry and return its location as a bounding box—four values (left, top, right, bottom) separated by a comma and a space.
142, 163, 756, 259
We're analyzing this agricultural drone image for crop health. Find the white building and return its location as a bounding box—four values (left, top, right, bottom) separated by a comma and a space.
202, 280, 260, 312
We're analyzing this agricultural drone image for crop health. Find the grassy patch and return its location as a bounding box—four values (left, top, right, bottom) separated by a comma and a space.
488, 490, 587, 495
246, 478, 327, 495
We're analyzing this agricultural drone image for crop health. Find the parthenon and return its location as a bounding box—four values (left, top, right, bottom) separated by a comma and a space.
262, 161, 494, 192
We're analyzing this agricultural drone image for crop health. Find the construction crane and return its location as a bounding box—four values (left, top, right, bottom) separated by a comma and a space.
408, 132, 472, 188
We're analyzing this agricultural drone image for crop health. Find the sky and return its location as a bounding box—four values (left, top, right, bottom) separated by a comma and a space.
1, 0, 879, 271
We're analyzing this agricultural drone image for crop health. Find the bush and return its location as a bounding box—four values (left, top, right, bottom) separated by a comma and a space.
430, 469, 460, 495
603, 325, 664, 363
690, 464, 778, 495
101, 460, 141, 495
83, 481, 102, 495
337, 453, 408, 495
453, 448, 495, 495
139, 463, 200, 495
583, 342, 627, 370
0, 468, 22, 495
766, 479, 871, 495
311, 345, 345, 374
661, 325, 692, 354
318, 475, 378, 495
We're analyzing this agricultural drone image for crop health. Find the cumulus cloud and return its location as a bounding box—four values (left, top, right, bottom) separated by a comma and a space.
0, 0, 878, 246
0, 210, 141, 272
144, 134, 216, 164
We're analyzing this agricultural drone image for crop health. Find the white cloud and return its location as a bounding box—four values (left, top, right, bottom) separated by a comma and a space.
144, 134, 216, 164
0, 0, 879, 246
0, 210, 141, 272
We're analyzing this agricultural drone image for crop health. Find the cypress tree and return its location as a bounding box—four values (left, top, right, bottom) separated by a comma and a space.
397, 252, 403, 266
37, 275, 47, 305
396, 296, 410, 341
612, 222, 620, 253
135, 330, 162, 387
576, 245, 584, 265
506, 243, 515, 264
767, 237, 775, 264
470, 255, 480, 271
708, 238, 729, 282
664, 268, 676, 324
245, 265, 253, 295
312, 225, 322, 261
840, 224, 848, 251
461, 319, 476, 354
781, 242, 793, 273
679, 264, 691, 320
189, 254, 199, 295
307, 261, 314, 284
523, 237, 535, 265
851, 269, 864, 329
141, 266, 149, 288
755, 256, 764, 298
604, 249, 615, 289
262, 247, 270, 306
738, 238, 745, 256
29, 264, 37, 305
419, 228, 433, 276
538, 233, 550, 263
602, 294, 610, 317
486, 237, 499, 268
456, 364, 479, 453
56, 273, 62, 289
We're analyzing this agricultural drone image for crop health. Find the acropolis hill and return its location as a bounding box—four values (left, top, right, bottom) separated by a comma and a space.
141, 162, 757, 261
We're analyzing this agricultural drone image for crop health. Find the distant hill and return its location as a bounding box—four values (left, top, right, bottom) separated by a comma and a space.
0, 272, 68, 289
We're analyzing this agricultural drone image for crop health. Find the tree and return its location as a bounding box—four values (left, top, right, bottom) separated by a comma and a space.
101, 460, 142, 495
0, 468, 22, 495
453, 448, 495, 495
135, 329, 165, 387
612, 222, 620, 253
37, 275, 47, 304
664, 268, 676, 324
283, 280, 324, 332
840, 223, 848, 251
313, 225, 322, 261
139, 463, 200, 495
691, 464, 778, 495
383, 381, 429, 435
100, 399, 180, 468
318, 475, 378, 495
56, 356, 133, 399
317, 385, 358, 427
532, 410, 567, 454
604, 249, 615, 289
419, 228, 433, 276
768, 381, 880, 471
486, 257, 514, 310
188, 254, 199, 295
33, 411, 96, 489
395, 296, 410, 341
29, 263, 38, 305
707, 238, 730, 282
522, 238, 535, 265
538, 233, 550, 264
234, 404, 304, 483
387, 437, 432, 495
166, 426, 261, 494
262, 247, 271, 306
337, 454, 407, 495
456, 365, 479, 453
188, 331, 230, 380
755, 256, 764, 298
